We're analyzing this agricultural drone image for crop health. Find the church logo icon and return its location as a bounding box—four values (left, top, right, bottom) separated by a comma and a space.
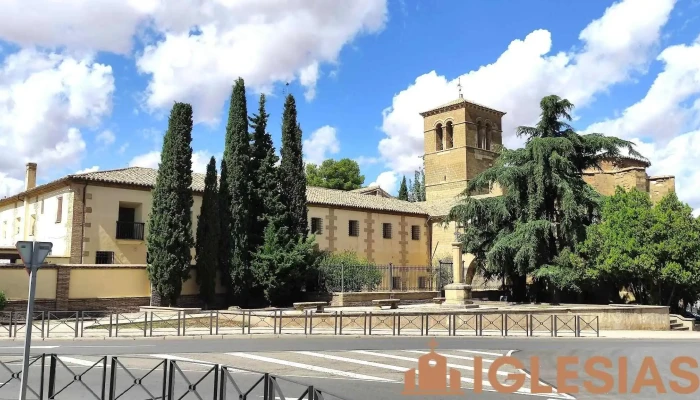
402, 339, 464, 396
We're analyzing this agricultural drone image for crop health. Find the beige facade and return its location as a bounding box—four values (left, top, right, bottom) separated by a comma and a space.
0, 166, 433, 267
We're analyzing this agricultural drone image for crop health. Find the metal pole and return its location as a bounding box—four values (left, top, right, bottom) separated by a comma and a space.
19, 252, 36, 400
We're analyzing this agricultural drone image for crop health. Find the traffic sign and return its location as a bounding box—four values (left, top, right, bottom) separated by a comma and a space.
16, 241, 34, 266
15, 241, 52, 270
32, 242, 52, 268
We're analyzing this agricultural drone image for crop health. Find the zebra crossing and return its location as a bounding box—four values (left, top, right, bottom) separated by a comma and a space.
47, 348, 576, 399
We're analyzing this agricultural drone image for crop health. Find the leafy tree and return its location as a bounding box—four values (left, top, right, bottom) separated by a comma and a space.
408, 168, 426, 202
251, 223, 319, 306
570, 189, 700, 310
0, 290, 6, 311
147, 102, 194, 306
306, 158, 365, 190
448, 95, 640, 302
279, 94, 308, 239
249, 94, 280, 250
195, 157, 220, 308
223, 78, 253, 305
397, 176, 409, 200
316, 251, 383, 292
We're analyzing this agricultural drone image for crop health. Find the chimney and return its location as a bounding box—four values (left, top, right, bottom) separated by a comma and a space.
25, 162, 37, 190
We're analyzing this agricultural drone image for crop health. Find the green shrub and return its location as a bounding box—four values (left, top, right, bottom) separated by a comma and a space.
0, 291, 6, 311
317, 251, 383, 292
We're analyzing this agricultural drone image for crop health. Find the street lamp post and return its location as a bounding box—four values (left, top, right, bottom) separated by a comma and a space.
16, 240, 53, 400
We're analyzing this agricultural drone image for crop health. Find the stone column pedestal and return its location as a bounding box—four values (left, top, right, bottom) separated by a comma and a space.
444, 283, 473, 306
442, 241, 476, 308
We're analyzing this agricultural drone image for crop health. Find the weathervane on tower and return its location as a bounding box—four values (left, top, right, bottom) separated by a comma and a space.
457, 77, 463, 99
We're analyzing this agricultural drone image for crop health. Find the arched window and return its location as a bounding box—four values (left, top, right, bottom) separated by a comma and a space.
476, 121, 484, 149
485, 123, 492, 150
435, 123, 444, 151
445, 121, 454, 149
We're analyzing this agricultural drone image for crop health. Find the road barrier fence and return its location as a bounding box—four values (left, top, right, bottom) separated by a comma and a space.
0, 353, 346, 400
0, 310, 600, 339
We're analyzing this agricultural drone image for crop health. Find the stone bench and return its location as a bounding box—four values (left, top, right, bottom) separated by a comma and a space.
372, 299, 400, 309
432, 297, 446, 304
293, 302, 327, 312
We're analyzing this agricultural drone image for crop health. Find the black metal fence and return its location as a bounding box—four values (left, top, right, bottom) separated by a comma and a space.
316, 264, 452, 293
0, 310, 600, 339
0, 353, 345, 399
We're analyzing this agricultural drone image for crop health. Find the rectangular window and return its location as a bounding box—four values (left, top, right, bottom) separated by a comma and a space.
348, 220, 359, 237
310, 217, 323, 234
382, 223, 392, 239
30, 215, 36, 236
418, 276, 427, 289
392, 276, 401, 290
41, 199, 45, 214
411, 225, 420, 240
95, 251, 114, 264
56, 196, 63, 223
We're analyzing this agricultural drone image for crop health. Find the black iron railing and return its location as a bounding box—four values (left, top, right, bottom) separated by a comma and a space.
0, 310, 600, 339
0, 354, 345, 400
115, 221, 145, 240
315, 264, 453, 293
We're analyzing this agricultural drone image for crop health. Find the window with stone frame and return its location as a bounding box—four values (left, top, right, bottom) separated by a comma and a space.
445, 121, 454, 149
310, 217, 323, 234
348, 220, 360, 237
95, 251, 114, 264
56, 195, 63, 223
411, 225, 420, 240
382, 223, 392, 239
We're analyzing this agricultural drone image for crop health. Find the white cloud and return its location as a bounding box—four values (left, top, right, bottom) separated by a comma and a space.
0, 174, 24, 198
355, 156, 380, 166
377, 0, 675, 174
136, 0, 388, 123
303, 125, 341, 165
117, 143, 129, 155
0, 49, 115, 180
0, 0, 154, 54
128, 150, 221, 174
128, 150, 161, 169
586, 36, 700, 141
585, 36, 700, 212
369, 171, 398, 194
75, 166, 99, 174
96, 130, 116, 146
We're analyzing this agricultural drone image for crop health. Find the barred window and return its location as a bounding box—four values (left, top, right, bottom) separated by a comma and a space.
418, 276, 427, 289
95, 251, 114, 264
382, 223, 392, 239
392, 276, 401, 290
348, 220, 360, 237
411, 225, 420, 240
310, 217, 323, 234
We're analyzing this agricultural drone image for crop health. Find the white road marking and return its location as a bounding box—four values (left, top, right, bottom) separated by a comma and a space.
226, 352, 393, 382
507, 350, 517, 357
63, 345, 156, 348
403, 350, 496, 363
0, 346, 59, 349
150, 354, 250, 374
456, 349, 505, 357
351, 350, 508, 376
58, 356, 102, 367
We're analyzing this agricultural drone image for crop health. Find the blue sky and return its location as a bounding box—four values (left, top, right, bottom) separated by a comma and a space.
0, 0, 699, 213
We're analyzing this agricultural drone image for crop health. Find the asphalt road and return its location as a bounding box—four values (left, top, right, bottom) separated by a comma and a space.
1, 336, 699, 400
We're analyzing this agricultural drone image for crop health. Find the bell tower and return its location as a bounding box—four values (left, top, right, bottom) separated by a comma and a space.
420, 92, 506, 202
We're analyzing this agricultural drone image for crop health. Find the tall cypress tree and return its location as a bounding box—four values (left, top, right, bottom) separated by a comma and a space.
195, 157, 220, 308
398, 177, 409, 200
217, 159, 232, 298
279, 94, 308, 239
249, 94, 280, 249
224, 78, 253, 304
147, 102, 194, 306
